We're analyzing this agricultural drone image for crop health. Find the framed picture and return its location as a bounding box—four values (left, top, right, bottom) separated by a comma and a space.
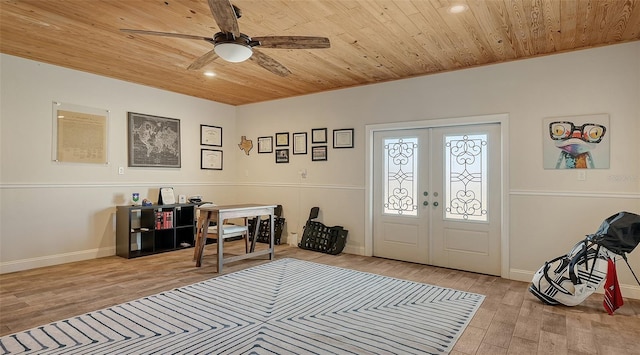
158, 187, 176, 204
542, 114, 610, 169
293, 132, 307, 155
52, 101, 109, 165
333, 128, 354, 148
200, 125, 222, 146
201, 149, 223, 170
275, 132, 289, 146
312, 146, 328, 161
275, 149, 289, 163
312, 128, 327, 143
128, 112, 181, 168
258, 136, 273, 153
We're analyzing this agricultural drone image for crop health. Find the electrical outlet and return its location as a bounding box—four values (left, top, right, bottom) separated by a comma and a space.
118, 167, 124, 175
577, 170, 586, 181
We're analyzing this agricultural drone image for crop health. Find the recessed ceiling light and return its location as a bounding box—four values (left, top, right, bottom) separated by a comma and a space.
204, 71, 216, 77
448, 4, 468, 14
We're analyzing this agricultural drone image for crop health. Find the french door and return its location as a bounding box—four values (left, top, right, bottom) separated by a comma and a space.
372, 124, 501, 275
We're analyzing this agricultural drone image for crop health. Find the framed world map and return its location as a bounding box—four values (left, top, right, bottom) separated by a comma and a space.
127, 112, 181, 168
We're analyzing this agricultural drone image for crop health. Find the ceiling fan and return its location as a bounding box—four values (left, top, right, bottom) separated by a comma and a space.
120, 0, 330, 76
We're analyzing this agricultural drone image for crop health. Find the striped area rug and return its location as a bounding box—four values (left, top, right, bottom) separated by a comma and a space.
1, 258, 484, 354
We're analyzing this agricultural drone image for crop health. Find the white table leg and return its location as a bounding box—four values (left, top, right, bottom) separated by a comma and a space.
269, 213, 275, 260
217, 213, 223, 273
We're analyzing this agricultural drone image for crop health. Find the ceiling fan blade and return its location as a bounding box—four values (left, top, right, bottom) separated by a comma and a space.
207, 0, 240, 37
187, 50, 219, 70
252, 36, 331, 49
120, 29, 210, 41
250, 49, 291, 77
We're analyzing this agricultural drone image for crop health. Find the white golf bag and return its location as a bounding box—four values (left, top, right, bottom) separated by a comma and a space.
529, 211, 640, 307
529, 238, 610, 306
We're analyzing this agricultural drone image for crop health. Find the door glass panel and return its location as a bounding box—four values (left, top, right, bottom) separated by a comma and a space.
383, 138, 418, 216
444, 134, 488, 221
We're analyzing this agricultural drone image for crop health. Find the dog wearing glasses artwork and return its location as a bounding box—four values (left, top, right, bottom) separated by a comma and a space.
543, 115, 610, 169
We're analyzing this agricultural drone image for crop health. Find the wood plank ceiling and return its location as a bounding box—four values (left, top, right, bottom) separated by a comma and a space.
1, 0, 639, 106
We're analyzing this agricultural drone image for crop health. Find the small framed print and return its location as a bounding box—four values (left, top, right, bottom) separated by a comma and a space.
312, 146, 327, 161
258, 136, 273, 153
275, 132, 289, 146
333, 128, 354, 148
201, 149, 223, 170
201, 125, 222, 147
312, 128, 327, 143
293, 132, 307, 155
158, 187, 176, 205
275, 149, 289, 163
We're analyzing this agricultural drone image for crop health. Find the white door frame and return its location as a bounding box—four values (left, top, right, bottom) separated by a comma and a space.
365, 113, 511, 278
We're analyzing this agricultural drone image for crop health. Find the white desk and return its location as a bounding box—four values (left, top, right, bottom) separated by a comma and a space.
194, 204, 276, 273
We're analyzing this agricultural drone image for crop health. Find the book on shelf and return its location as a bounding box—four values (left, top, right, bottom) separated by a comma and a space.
164, 211, 173, 229
155, 211, 174, 229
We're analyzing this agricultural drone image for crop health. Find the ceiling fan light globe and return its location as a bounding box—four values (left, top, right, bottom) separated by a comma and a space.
214, 43, 253, 62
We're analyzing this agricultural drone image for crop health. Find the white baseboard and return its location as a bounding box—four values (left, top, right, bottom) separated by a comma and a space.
509, 268, 536, 283
510, 268, 640, 300
0, 247, 115, 274
2, 243, 363, 274
342, 245, 364, 256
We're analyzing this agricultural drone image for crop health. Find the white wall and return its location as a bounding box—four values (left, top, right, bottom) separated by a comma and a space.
0, 54, 238, 272
2, 42, 639, 298
235, 42, 640, 297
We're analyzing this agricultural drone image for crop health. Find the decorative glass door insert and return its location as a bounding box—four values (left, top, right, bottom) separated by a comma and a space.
444, 134, 488, 221
383, 137, 418, 216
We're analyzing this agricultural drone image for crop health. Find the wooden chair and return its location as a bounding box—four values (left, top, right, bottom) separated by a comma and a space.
193, 203, 249, 265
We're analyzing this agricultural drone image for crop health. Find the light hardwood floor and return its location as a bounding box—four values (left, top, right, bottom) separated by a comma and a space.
1, 241, 639, 354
